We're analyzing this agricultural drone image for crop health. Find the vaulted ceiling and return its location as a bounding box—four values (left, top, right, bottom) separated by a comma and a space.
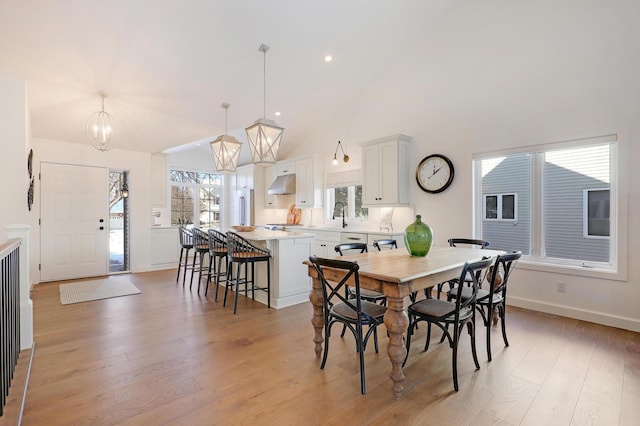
0, 0, 459, 155
1, 1, 638, 163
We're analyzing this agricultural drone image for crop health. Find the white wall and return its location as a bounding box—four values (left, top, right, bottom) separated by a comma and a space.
32, 138, 154, 276
279, 1, 640, 331
0, 73, 28, 240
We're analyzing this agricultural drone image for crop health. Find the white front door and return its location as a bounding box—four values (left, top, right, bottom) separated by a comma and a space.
40, 163, 110, 281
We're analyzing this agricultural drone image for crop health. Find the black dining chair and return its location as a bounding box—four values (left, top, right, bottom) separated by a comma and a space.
372, 239, 397, 251
435, 238, 490, 299
334, 243, 386, 306
308, 255, 387, 394
447, 251, 521, 361
404, 256, 493, 391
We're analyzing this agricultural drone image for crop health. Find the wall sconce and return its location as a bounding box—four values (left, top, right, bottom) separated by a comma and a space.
332, 140, 349, 166
121, 182, 129, 199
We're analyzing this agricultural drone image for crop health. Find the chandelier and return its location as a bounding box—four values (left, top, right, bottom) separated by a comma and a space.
245, 44, 284, 166
210, 103, 243, 172
86, 93, 114, 151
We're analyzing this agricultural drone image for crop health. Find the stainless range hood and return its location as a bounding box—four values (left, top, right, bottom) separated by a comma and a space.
268, 174, 296, 195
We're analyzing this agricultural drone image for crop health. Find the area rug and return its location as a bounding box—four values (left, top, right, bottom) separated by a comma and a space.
59, 279, 141, 305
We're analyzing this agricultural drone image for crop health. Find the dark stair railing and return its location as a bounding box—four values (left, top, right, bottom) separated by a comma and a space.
0, 239, 21, 417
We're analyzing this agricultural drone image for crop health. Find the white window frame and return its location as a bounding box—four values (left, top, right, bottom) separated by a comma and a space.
472, 133, 628, 281
169, 169, 223, 227
483, 193, 518, 222
583, 188, 610, 239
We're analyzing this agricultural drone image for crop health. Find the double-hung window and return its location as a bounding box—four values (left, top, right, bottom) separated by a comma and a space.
170, 170, 223, 227
473, 134, 623, 277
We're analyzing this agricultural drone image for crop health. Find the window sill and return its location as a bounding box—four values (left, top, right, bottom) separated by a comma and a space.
518, 258, 627, 282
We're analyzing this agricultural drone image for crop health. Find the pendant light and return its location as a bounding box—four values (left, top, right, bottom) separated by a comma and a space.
86, 93, 114, 151
210, 103, 243, 172
245, 44, 284, 166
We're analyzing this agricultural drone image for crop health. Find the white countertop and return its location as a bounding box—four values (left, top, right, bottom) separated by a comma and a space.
233, 229, 315, 241
296, 226, 403, 235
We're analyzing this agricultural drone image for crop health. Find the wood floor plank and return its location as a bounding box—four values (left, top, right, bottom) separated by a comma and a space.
7, 268, 636, 425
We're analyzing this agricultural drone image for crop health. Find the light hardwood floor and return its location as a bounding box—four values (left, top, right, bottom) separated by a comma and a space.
4, 269, 639, 425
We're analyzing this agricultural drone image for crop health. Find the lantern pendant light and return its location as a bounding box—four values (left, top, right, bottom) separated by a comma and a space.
245, 44, 284, 166
210, 103, 243, 173
86, 93, 115, 151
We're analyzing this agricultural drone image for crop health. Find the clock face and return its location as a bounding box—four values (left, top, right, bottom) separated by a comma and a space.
416, 154, 455, 193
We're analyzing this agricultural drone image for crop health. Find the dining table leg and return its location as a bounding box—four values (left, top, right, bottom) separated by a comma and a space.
384, 296, 409, 400
309, 276, 324, 358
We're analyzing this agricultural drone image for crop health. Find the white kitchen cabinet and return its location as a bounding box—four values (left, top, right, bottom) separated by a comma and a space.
361, 134, 412, 206
263, 165, 278, 208
308, 230, 341, 257
150, 226, 179, 269
295, 155, 323, 208
275, 161, 295, 176
236, 164, 255, 189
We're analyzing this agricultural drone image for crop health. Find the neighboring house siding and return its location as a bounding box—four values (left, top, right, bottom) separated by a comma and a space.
544, 163, 609, 262
482, 155, 531, 254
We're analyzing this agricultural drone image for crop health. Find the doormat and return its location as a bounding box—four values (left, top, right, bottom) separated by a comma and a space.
59, 279, 141, 305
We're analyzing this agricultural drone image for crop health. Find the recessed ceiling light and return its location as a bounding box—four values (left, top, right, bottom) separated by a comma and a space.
324, 54, 333, 63
275, 111, 281, 116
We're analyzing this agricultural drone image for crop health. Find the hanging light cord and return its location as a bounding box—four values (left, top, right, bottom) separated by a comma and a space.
263, 47, 267, 119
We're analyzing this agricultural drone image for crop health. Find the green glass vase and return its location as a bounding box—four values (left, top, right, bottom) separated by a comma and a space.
404, 215, 433, 257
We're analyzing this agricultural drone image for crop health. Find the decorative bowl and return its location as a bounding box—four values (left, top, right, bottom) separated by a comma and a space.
231, 225, 256, 232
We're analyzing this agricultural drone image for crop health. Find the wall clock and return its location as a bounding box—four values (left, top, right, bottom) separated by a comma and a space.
416, 154, 455, 193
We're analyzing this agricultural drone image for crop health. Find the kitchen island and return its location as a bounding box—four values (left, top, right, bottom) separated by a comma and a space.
229, 229, 314, 309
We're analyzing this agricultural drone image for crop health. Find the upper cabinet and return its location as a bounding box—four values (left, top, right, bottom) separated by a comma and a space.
362, 134, 412, 206
295, 155, 323, 208
275, 161, 295, 176
263, 165, 278, 208
236, 164, 255, 189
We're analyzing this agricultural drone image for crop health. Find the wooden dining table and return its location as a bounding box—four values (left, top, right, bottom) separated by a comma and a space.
304, 245, 504, 399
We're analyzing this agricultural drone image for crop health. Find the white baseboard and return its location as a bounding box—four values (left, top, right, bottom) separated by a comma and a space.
508, 296, 640, 332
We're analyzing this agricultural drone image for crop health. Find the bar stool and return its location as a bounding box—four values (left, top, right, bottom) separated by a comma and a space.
177, 226, 193, 286
206, 228, 228, 300
190, 228, 210, 293
224, 231, 271, 314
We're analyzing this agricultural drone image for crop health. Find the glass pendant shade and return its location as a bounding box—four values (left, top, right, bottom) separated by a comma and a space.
246, 118, 284, 165
86, 94, 114, 151
210, 134, 242, 173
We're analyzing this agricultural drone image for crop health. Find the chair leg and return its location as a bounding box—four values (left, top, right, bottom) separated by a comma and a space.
499, 305, 509, 346
356, 322, 366, 394
223, 261, 232, 307
320, 323, 331, 370
196, 251, 205, 294
403, 317, 414, 367
266, 259, 271, 309
182, 248, 191, 286
468, 321, 480, 370
205, 253, 213, 296
189, 252, 198, 290
176, 248, 184, 282
233, 261, 242, 314
424, 322, 432, 351
214, 256, 223, 302
452, 328, 459, 392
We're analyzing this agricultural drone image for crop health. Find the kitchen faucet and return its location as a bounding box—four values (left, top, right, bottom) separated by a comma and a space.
333, 201, 347, 228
